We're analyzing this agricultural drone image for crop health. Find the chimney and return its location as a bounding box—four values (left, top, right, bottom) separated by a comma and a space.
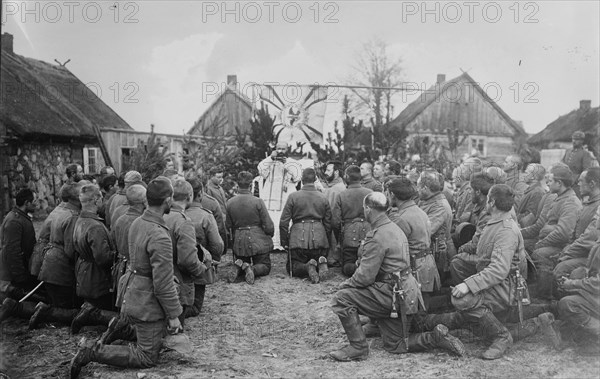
436, 74, 446, 84
1, 33, 14, 54
227, 75, 238, 86
580, 100, 591, 111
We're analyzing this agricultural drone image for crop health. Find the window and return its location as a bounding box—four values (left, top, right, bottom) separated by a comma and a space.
83, 147, 99, 174
470, 138, 485, 156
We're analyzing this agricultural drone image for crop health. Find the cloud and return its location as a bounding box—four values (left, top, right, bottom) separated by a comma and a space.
143, 32, 224, 134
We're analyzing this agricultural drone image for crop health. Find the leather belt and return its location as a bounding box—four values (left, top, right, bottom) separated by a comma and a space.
293, 219, 322, 224
236, 226, 261, 231
129, 268, 151, 278
343, 217, 366, 224
411, 248, 432, 260
375, 268, 410, 283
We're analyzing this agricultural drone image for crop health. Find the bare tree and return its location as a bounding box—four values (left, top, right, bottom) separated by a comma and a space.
346, 37, 406, 157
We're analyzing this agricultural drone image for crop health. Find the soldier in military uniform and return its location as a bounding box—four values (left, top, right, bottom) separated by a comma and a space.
29, 183, 83, 329
421, 185, 557, 360
187, 178, 224, 314
502, 155, 528, 209
544, 210, 600, 355
226, 171, 274, 284
329, 192, 465, 361
552, 168, 600, 287
453, 158, 482, 225
517, 164, 547, 227
70, 184, 119, 334
359, 162, 383, 192
70, 176, 183, 378
164, 178, 208, 323
417, 170, 453, 280
386, 177, 439, 295
450, 173, 495, 284
324, 160, 346, 267
0, 189, 42, 322
563, 131, 596, 198
531, 165, 582, 298
332, 165, 372, 277
280, 168, 332, 283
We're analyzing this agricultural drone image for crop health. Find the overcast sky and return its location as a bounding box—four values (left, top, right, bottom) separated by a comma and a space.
3, 0, 599, 137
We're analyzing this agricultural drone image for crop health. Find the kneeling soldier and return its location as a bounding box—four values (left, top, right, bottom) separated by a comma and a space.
226, 171, 274, 284
70, 177, 183, 378
329, 192, 465, 361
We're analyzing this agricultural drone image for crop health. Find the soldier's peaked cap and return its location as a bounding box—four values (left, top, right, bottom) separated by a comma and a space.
572, 131, 585, 139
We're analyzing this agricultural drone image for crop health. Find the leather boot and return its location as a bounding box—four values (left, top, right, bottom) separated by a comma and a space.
71, 302, 117, 334
307, 259, 319, 284
362, 320, 380, 338
537, 312, 563, 350
99, 315, 137, 345
329, 310, 369, 361
193, 284, 206, 314
318, 256, 330, 281
478, 310, 513, 360
507, 317, 540, 342
0, 298, 18, 322
241, 262, 255, 285
29, 302, 50, 329
408, 324, 466, 356
70, 337, 96, 379
228, 260, 243, 283
423, 312, 463, 331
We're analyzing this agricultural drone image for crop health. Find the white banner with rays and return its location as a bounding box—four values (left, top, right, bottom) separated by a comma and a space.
256, 84, 328, 146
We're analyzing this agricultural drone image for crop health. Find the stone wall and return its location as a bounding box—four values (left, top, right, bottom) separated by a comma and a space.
5, 141, 85, 215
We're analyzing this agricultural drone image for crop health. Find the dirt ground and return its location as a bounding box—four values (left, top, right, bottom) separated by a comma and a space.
1, 250, 599, 379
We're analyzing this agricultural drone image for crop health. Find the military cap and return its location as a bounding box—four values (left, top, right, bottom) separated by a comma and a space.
126, 184, 147, 205
572, 131, 585, 140
550, 165, 573, 182
146, 176, 173, 202
483, 166, 507, 184
171, 178, 193, 201
124, 171, 143, 187
451, 291, 483, 311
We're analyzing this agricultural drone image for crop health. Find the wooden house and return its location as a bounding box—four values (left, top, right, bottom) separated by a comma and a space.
187, 75, 253, 138
387, 72, 528, 162
0, 33, 133, 218
528, 100, 599, 154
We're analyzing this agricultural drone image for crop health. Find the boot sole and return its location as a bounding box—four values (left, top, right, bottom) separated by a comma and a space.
328, 352, 369, 362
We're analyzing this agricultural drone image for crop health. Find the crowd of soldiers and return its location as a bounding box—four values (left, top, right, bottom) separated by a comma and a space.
0, 130, 598, 377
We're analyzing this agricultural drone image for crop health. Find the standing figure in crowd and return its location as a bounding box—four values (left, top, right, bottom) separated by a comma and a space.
226, 171, 274, 284
324, 160, 346, 267
280, 168, 332, 283
258, 141, 302, 249
563, 131, 596, 197
329, 192, 465, 362
332, 165, 372, 277
359, 162, 383, 192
